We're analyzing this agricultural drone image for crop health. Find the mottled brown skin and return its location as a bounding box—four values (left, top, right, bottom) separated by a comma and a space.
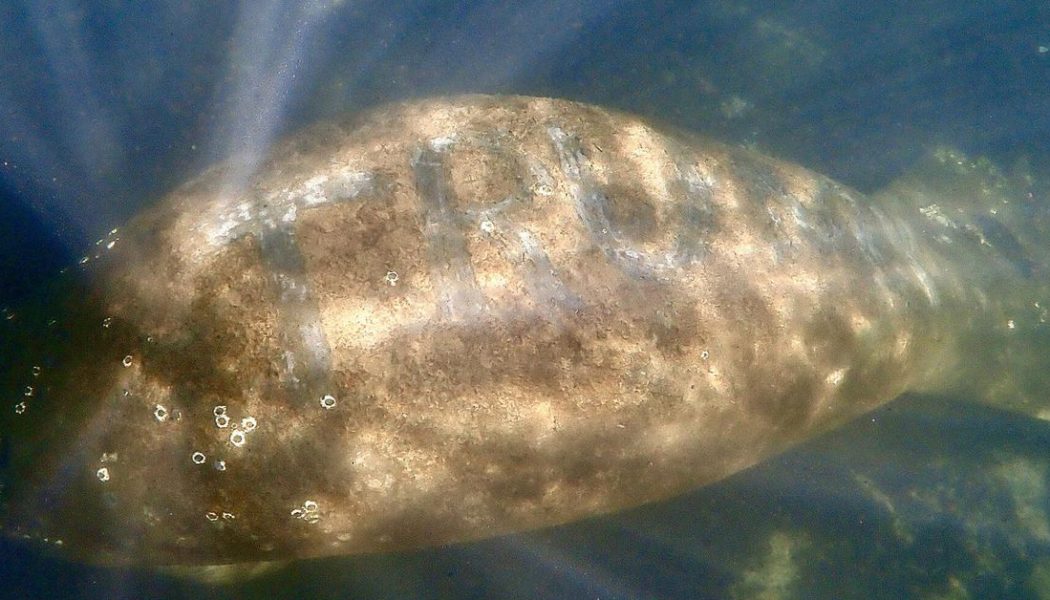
0, 96, 1040, 567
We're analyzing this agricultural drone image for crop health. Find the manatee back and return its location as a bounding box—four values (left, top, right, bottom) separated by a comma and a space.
1, 96, 955, 566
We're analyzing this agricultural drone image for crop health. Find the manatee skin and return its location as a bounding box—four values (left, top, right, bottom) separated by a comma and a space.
0, 95, 998, 566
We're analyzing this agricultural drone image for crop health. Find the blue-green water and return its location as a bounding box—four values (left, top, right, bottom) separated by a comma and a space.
2, 1, 1049, 598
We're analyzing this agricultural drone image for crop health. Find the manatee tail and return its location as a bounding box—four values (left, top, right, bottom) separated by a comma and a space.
874, 147, 1050, 419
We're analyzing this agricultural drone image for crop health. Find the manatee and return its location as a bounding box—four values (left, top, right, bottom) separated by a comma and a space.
0, 95, 1047, 569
